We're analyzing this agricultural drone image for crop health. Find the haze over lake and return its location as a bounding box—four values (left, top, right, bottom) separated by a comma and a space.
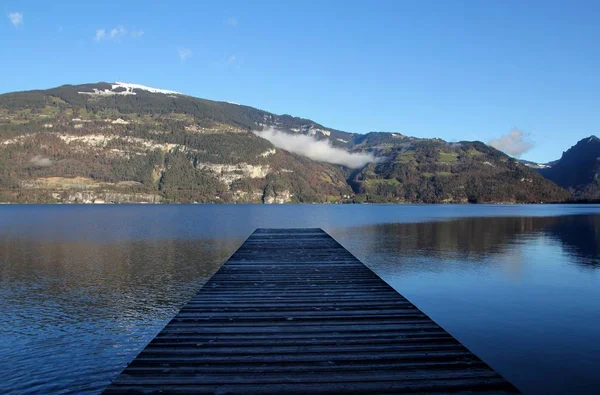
1, 204, 600, 394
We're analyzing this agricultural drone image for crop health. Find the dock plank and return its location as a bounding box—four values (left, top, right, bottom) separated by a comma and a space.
105, 228, 519, 394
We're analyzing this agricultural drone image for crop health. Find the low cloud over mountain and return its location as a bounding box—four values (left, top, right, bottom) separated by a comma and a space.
254, 128, 379, 168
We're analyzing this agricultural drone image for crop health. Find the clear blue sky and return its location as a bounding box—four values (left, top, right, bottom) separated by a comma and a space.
2, 0, 599, 163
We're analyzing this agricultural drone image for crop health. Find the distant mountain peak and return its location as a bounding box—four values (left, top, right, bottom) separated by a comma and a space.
538, 135, 600, 194
587, 135, 599, 143
78, 82, 182, 97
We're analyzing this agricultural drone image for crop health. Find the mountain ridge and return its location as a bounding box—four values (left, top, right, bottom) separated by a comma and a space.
539, 135, 600, 199
0, 82, 570, 204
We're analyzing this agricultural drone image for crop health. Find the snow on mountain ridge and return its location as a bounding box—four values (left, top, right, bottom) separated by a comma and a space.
78, 82, 183, 97
521, 161, 552, 169
113, 82, 182, 95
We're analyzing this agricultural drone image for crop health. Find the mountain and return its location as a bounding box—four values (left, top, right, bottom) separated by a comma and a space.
539, 136, 600, 199
352, 138, 567, 203
0, 82, 569, 204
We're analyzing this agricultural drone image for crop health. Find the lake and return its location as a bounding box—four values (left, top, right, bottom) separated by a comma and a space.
1, 204, 600, 394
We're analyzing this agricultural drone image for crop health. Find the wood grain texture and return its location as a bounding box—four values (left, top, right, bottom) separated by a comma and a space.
105, 228, 519, 394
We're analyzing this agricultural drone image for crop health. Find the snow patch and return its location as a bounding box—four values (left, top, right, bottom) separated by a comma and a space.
113, 82, 181, 95
79, 82, 183, 97
523, 162, 551, 169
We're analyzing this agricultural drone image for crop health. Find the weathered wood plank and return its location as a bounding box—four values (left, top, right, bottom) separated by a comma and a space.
121, 360, 489, 374
104, 228, 519, 394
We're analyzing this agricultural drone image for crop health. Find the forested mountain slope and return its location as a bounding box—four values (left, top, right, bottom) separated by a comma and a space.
0, 82, 569, 203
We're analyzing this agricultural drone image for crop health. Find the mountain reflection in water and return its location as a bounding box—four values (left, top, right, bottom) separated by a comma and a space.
1, 206, 599, 394
331, 215, 600, 395
334, 215, 600, 268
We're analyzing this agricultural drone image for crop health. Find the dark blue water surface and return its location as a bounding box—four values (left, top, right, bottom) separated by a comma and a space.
1, 204, 600, 394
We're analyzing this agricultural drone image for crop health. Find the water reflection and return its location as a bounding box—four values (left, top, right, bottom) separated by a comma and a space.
1, 208, 599, 394
333, 215, 600, 269
0, 237, 242, 394
330, 215, 600, 395
543, 215, 600, 266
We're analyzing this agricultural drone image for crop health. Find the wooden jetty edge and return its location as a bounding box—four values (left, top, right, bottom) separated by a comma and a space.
105, 228, 519, 394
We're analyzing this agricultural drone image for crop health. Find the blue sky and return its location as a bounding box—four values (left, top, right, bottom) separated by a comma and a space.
2, 0, 599, 162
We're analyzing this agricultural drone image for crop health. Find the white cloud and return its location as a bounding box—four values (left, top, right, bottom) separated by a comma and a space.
178, 47, 192, 61
29, 155, 53, 167
254, 128, 380, 169
130, 29, 144, 38
109, 25, 127, 40
489, 129, 534, 157
225, 17, 238, 26
8, 12, 23, 27
95, 29, 106, 41
226, 55, 237, 65
95, 26, 141, 42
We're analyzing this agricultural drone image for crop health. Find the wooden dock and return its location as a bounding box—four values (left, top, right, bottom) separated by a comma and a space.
105, 228, 519, 394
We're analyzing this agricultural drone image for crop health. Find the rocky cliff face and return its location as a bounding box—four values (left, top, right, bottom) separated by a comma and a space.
64, 191, 162, 204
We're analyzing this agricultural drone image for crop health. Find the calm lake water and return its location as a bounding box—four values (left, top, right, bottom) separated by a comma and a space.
1, 204, 600, 394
